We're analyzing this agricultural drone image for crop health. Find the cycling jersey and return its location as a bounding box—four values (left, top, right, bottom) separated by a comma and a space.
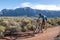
39, 15, 47, 21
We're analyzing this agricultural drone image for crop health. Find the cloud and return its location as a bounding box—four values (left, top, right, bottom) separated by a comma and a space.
19, 2, 60, 10
13, 2, 32, 9
32, 5, 60, 10
20, 2, 32, 7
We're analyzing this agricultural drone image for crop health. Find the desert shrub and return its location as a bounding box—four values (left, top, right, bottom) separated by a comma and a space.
21, 26, 27, 32
8, 20, 17, 26
0, 25, 6, 38
47, 17, 60, 27
46, 23, 52, 28
30, 25, 37, 31
21, 19, 29, 32
57, 21, 60, 25
5, 26, 20, 35
0, 19, 4, 25
6, 26, 19, 32
0, 25, 6, 32
14, 18, 21, 22
54, 17, 60, 25
26, 23, 32, 28
0, 17, 60, 34
47, 18, 52, 24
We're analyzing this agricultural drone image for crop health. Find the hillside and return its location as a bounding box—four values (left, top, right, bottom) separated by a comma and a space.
0, 7, 60, 17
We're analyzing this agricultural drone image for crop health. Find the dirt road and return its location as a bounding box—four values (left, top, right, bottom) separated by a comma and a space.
18, 26, 60, 40
0, 26, 60, 40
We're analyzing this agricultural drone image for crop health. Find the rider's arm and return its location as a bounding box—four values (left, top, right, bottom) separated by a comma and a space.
46, 17, 47, 21
43, 15, 47, 21
37, 16, 41, 22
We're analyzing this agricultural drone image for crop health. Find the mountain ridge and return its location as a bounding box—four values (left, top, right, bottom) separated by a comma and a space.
0, 7, 60, 17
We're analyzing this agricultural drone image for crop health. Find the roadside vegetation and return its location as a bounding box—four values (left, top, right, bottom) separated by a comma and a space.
0, 17, 60, 38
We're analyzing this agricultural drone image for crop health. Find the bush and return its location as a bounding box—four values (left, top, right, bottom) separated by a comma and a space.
0, 25, 6, 38
46, 23, 52, 28
5, 26, 20, 35
57, 21, 60, 25
0, 26, 6, 32
0, 17, 59, 35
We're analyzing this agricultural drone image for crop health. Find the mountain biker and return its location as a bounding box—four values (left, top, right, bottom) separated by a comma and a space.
38, 13, 47, 32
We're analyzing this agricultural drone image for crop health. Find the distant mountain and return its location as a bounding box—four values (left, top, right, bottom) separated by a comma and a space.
0, 7, 60, 17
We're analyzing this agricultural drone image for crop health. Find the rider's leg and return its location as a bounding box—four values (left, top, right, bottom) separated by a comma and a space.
40, 24, 43, 33
44, 20, 47, 30
42, 20, 47, 31
40, 20, 46, 33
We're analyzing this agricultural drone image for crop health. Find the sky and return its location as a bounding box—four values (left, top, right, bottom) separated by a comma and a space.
0, 0, 60, 11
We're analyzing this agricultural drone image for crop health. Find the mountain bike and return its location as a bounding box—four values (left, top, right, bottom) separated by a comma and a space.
32, 18, 47, 34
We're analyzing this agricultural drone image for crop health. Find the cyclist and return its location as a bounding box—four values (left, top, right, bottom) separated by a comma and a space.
37, 13, 47, 33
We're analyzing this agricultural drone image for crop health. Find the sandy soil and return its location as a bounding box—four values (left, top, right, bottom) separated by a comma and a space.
0, 26, 60, 40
